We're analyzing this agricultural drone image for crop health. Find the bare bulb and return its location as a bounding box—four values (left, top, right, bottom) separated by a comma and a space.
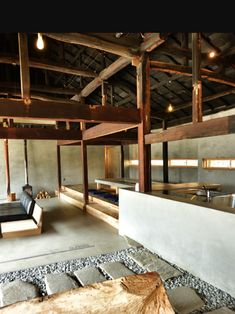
36, 33, 44, 50
167, 104, 173, 112
208, 51, 216, 58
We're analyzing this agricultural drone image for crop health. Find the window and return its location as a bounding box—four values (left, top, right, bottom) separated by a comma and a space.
203, 158, 235, 170
128, 159, 198, 168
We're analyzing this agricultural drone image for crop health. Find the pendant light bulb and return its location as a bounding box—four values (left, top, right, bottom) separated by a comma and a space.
167, 103, 173, 112
36, 33, 44, 50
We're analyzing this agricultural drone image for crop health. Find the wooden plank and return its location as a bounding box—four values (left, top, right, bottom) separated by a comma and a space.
0, 99, 140, 123
137, 54, 151, 192
0, 54, 97, 78
79, 57, 131, 98
18, 33, 30, 101
57, 146, 62, 194
1, 272, 174, 314
4, 139, 11, 197
145, 115, 235, 144
140, 33, 166, 52
104, 146, 109, 178
192, 33, 202, 123
43, 33, 137, 58
120, 145, 125, 178
150, 60, 235, 88
83, 123, 138, 141
102, 81, 108, 107
0, 127, 82, 140
80, 122, 88, 207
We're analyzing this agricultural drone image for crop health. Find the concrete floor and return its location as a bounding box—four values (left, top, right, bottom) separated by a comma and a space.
0, 197, 129, 274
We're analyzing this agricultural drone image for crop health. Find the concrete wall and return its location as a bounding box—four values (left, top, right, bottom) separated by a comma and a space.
119, 188, 235, 297
0, 141, 105, 199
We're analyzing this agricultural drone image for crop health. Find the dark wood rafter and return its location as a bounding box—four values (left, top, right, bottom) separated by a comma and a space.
43, 33, 138, 58
0, 54, 97, 78
192, 32, 202, 123
56, 145, 62, 195
145, 115, 235, 144
0, 99, 140, 123
162, 119, 169, 183
137, 54, 151, 192
0, 127, 82, 140
83, 123, 138, 141
150, 61, 235, 88
18, 33, 30, 102
4, 139, 11, 197
80, 122, 88, 208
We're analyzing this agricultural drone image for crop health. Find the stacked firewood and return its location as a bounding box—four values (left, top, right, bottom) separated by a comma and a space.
36, 190, 51, 199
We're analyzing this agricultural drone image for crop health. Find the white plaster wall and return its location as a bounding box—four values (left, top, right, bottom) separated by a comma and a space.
119, 188, 235, 297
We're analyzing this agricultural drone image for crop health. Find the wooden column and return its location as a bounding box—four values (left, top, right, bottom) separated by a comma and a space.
120, 145, 125, 178
192, 32, 202, 123
137, 54, 151, 192
4, 139, 11, 197
81, 122, 88, 208
18, 33, 30, 103
101, 81, 108, 107
110, 85, 114, 106
162, 120, 169, 183
57, 145, 62, 195
24, 139, 29, 185
104, 146, 109, 178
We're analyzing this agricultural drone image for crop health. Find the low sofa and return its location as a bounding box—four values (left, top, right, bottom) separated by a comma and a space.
0, 191, 43, 238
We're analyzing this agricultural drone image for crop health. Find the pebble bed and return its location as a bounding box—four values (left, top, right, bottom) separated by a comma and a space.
0, 246, 235, 313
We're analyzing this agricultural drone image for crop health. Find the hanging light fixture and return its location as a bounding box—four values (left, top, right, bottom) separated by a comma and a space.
167, 103, 173, 112
36, 33, 44, 50
208, 51, 216, 58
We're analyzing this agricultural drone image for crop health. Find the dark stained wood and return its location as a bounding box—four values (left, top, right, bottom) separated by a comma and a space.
140, 33, 166, 52
80, 122, 88, 207
43, 33, 137, 58
120, 145, 125, 178
0, 127, 82, 140
4, 139, 11, 196
102, 81, 108, 107
18, 33, 30, 101
57, 145, 62, 194
137, 54, 151, 192
162, 120, 169, 183
83, 123, 138, 141
0, 54, 97, 78
104, 146, 109, 178
77, 57, 131, 98
192, 33, 202, 123
145, 115, 235, 144
0, 272, 174, 314
150, 60, 235, 88
0, 99, 140, 123
24, 140, 29, 185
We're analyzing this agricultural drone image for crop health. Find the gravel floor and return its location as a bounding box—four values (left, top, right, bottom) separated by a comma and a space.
0, 246, 235, 313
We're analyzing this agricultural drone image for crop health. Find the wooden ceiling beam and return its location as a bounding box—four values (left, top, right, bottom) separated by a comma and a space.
0, 127, 82, 140
0, 54, 97, 78
83, 123, 138, 141
43, 33, 137, 58
18, 33, 30, 101
145, 114, 235, 144
150, 60, 235, 88
0, 98, 140, 123
140, 33, 167, 52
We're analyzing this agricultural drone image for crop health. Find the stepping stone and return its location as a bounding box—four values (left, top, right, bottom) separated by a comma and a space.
74, 267, 106, 286
124, 236, 143, 248
167, 286, 205, 314
128, 250, 182, 280
205, 307, 235, 314
44, 273, 78, 295
99, 261, 134, 279
0, 280, 39, 308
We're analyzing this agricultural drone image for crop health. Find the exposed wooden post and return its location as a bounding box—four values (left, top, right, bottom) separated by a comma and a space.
101, 81, 108, 107
24, 139, 29, 185
136, 54, 151, 192
18, 33, 30, 104
192, 32, 202, 123
120, 145, 125, 178
104, 146, 109, 178
57, 145, 62, 195
110, 85, 114, 106
162, 120, 169, 183
81, 122, 88, 209
4, 139, 11, 197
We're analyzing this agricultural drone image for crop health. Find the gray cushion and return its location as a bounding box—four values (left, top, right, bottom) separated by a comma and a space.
20, 191, 35, 216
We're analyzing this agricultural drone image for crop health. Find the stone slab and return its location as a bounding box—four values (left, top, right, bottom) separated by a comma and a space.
99, 261, 134, 279
0, 280, 39, 307
167, 286, 205, 314
74, 267, 106, 286
205, 307, 235, 314
44, 273, 78, 295
128, 250, 182, 280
